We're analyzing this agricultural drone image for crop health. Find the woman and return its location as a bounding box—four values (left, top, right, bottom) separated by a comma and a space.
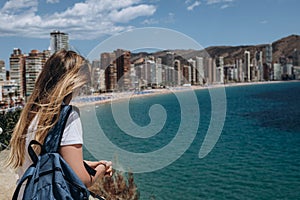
7, 50, 112, 197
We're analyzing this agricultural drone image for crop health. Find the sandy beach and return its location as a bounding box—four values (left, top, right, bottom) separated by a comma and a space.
72, 80, 296, 107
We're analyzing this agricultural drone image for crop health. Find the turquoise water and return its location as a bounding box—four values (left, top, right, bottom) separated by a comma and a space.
83, 81, 300, 200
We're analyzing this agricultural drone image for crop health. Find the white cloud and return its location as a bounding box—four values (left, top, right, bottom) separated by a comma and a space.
46, 0, 59, 3
260, 20, 268, 24
1, 0, 38, 14
109, 4, 156, 23
220, 4, 229, 9
142, 18, 159, 25
206, 0, 234, 9
0, 0, 157, 39
206, 0, 220, 4
187, 1, 201, 11
206, 0, 233, 5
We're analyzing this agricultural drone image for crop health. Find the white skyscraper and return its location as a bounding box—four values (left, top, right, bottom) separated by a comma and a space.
196, 57, 204, 85
244, 51, 251, 82
273, 63, 282, 80
50, 31, 69, 54
188, 58, 196, 84
216, 57, 224, 83
174, 59, 181, 86
156, 57, 162, 86
255, 51, 263, 81
236, 59, 243, 82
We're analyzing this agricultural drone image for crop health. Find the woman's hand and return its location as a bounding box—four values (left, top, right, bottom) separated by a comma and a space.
85, 160, 113, 177
60, 144, 113, 188
99, 160, 113, 177
84, 160, 102, 169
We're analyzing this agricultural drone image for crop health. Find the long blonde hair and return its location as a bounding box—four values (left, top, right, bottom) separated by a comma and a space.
7, 49, 89, 168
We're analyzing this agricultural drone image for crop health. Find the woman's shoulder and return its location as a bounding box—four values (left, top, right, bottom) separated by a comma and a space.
65, 106, 80, 123
71, 105, 80, 117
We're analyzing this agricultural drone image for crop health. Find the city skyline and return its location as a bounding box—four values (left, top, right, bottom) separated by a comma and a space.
0, 0, 300, 68
1, 35, 299, 108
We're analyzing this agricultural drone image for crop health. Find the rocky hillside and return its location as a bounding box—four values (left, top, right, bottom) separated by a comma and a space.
205, 34, 300, 64
131, 34, 300, 65
205, 44, 266, 64
272, 34, 300, 62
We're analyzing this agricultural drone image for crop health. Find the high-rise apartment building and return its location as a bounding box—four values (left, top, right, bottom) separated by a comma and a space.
25, 50, 50, 97
292, 49, 300, 66
0, 60, 5, 81
101, 52, 117, 92
105, 64, 117, 92
145, 57, 156, 86
50, 30, 69, 54
133, 58, 145, 87
174, 59, 181, 86
91, 60, 101, 91
216, 57, 224, 83
155, 57, 162, 87
163, 52, 175, 86
265, 44, 273, 64
101, 52, 114, 70
9, 48, 50, 99
94, 68, 105, 92
265, 44, 273, 80
236, 59, 243, 82
244, 51, 251, 82
204, 57, 216, 84
188, 58, 196, 85
10, 48, 25, 97
133, 56, 162, 88
255, 51, 263, 81
144, 57, 152, 85
273, 63, 282, 80
196, 57, 204, 85
115, 49, 131, 91
182, 64, 190, 84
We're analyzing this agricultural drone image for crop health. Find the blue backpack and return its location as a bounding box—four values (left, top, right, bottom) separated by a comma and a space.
12, 105, 101, 200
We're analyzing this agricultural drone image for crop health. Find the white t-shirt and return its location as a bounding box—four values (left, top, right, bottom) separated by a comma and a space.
17, 108, 83, 199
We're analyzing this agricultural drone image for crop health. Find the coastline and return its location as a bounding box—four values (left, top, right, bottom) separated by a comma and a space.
72, 80, 299, 107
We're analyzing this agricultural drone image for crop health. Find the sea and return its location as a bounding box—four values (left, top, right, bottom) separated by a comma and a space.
82, 81, 300, 200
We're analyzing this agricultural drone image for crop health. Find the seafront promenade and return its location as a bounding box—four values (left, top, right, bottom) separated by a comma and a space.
72, 80, 295, 106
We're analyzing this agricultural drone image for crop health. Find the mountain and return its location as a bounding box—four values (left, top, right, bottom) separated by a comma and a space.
272, 34, 300, 62
131, 34, 300, 65
205, 34, 300, 64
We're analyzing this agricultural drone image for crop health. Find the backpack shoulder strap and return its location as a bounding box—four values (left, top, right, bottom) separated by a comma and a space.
27, 140, 43, 164
43, 105, 73, 153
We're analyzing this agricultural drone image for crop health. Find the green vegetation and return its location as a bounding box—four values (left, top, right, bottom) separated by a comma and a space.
0, 109, 22, 150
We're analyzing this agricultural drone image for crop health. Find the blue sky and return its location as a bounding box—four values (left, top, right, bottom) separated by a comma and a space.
0, 0, 299, 68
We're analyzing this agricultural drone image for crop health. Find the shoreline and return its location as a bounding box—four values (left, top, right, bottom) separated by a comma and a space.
72, 80, 300, 107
